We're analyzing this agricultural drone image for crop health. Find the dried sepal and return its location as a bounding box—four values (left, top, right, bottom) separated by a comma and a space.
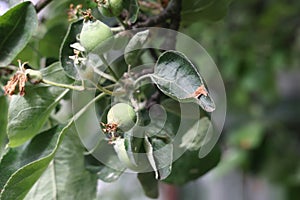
67, 4, 83, 21
4, 60, 28, 96
81, 9, 94, 22
100, 122, 121, 144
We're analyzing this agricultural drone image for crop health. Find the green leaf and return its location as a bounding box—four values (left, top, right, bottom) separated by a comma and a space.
112, 136, 151, 172
160, 99, 184, 117
151, 50, 215, 112
96, 164, 124, 182
151, 138, 173, 180
124, 133, 144, 167
163, 146, 221, 185
59, 19, 83, 79
140, 103, 179, 140
85, 151, 125, 183
0, 2, 38, 67
124, 30, 149, 66
0, 91, 8, 156
181, 0, 230, 25
39, 23, 68, 59
24, 127, 97, 200
137, 172, 159, 199
161, 98, 202, 119
14, 39, 41, 69
0, 123, 72, 200
7, 62, 74, 147
124, 0, 140, 23
144, 136, 173, 180
179, 117, 212, 151
112, 32, 131, 50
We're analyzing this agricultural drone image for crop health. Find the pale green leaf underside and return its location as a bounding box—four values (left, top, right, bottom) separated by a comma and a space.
124, 30, 149, 66
144, 137, 173, 180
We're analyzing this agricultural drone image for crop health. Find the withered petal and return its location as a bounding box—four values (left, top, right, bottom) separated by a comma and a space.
18, 74, 27, 96
4, 75, 19, 96
4, 71, 28, 96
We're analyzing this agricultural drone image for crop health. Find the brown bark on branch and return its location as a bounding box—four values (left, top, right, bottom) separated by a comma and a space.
135, 0, 182, 29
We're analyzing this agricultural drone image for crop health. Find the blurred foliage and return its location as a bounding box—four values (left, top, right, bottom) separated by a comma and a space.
183, 0, 300, 198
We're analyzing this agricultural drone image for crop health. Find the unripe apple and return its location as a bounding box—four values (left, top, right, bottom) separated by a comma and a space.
80, 19, 113, 53
25, 69, 43, 84
107, 103, 136, 132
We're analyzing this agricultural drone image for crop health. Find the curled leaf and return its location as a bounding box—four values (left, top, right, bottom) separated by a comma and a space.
151, 50, 216, 112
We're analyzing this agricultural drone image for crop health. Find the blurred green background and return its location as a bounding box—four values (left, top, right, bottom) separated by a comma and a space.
183, 0, 300, 199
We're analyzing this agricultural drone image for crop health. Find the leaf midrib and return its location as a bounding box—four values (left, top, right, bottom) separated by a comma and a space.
151, 75, 191, 98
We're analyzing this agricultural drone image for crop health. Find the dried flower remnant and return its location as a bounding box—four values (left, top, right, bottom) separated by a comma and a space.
67, 4, 83, 21
4, 60, 28, 96
101, 122, 120, 143
81, 8, 94, 21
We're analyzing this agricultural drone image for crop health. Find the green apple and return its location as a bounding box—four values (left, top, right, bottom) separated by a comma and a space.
80, 19, 113, 53
107, 103, 136, 131
99, 0, 124, 17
